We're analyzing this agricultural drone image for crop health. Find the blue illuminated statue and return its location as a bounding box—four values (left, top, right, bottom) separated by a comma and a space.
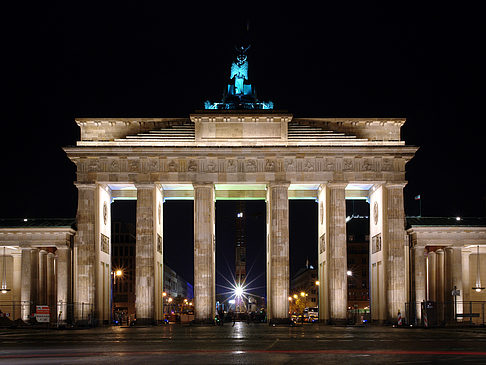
204, 46, 273, 110
231, 46, 250, 95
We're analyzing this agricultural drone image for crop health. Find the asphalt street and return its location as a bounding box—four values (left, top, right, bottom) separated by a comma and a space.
1, 323, 486, 364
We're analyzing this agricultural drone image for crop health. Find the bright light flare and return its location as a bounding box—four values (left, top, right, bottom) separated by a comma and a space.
234, 285, 244, 297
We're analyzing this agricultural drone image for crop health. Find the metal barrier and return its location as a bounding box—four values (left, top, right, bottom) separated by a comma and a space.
406, 301, 486, 327
0, 301, 95, 327
346, 308, 371, 325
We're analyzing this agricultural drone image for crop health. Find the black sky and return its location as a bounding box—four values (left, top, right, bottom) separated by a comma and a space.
2, 3, 485, 293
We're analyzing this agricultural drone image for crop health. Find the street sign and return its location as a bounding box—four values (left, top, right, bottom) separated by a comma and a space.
452, 289, 461, 296
35, 305, 50, 323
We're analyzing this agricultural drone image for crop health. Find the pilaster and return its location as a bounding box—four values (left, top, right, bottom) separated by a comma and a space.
266, 182, 290, 323
193, 183, 216, 323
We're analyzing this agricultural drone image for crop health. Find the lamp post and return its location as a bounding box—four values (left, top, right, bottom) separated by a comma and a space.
111, 269, 123, 324
300, 291, 308, 323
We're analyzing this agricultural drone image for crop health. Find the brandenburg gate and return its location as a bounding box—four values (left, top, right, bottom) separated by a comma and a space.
64, 49, 417, 324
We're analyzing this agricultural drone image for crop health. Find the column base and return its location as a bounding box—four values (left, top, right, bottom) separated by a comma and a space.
191, 318, 216, 326
329, 318, 347, 325
135, 318, 156, 326
269, 318, 293, 326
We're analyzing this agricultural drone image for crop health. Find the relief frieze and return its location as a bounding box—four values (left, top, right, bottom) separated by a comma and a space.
75, 155, 403, 178
226, 159, 237, 173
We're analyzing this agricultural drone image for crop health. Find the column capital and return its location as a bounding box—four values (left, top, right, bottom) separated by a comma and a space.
385, 181, 407, 189
267, 181, 290, 189
135, 183, 156, 190
55, 244, 70, 250
192, 182, 215, 189
75, 182, 96, 190
327, 182, 348, 189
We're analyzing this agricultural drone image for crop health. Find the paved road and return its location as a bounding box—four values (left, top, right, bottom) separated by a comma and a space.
1, 323, 486, 364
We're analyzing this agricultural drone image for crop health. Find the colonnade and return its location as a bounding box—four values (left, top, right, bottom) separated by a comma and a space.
0, 246, 70, 321
74, 181, 408, 324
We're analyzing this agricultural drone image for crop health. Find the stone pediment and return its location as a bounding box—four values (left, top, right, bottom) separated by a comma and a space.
74, 112, 406, 147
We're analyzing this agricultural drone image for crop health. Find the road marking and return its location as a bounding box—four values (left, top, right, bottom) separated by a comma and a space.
1, 349, 486, 359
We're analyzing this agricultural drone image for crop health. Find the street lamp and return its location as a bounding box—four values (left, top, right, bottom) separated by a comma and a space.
111, 269, 123, 324
347, 270, 353, 276
472, 245, 485, 292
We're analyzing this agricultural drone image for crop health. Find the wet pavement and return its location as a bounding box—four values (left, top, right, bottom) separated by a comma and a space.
1, 323, 486, 364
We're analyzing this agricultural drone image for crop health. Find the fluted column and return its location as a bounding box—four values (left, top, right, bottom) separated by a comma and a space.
447, 247, 463, 315
436, 249, 445, 321
384, 183, 407, 321
193, 183, 216, 323
12, 253, 21, 303
46, 252, 55, 307
74, 183, 96, 321
327, 183, 347, 323
56, 246, 70, 322
427, 251, 437, 301
266, 182, 290, 322
414, 246, 426, 320
38, 250, 47, 305
461, 248, 471, 302
20, 247, 34, 321
135, 184, 156, 325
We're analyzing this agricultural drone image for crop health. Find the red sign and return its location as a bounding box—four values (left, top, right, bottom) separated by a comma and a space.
36, 305, 50, 314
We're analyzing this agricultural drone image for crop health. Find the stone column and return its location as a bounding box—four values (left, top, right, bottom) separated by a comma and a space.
427, 251, 437, 301
12, 253, 21, 302
266, 182, 290, 323
450, 247, 463, 315
56, 246, 70, 322
74, 183, 96, 322
135, 184, 156, 325
46, 252, 55, 307
445, 247, 462, 320
461, 248, 471, 302
327, 183, 347, 323
193, 183, 215, 323
436, 249, 445, 322
20, 247, 33, 321
414, 246, 427, 321
38, 250, 47, 305
384, 183, 407, 321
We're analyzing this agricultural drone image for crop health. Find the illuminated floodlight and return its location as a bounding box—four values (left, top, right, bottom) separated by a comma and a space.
347, 270, 353, 276
234, 285, 244, 297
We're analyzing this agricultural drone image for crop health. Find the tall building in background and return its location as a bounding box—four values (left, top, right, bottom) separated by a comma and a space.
346, 216, 370, 309
235, 202, 247, 285
235, 202, 247, 312
111, 221, 136, 322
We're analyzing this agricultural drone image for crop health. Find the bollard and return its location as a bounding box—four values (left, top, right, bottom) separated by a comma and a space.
397, 309, 402, 326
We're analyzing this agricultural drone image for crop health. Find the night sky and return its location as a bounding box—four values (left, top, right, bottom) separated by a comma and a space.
2, 3, 485, 295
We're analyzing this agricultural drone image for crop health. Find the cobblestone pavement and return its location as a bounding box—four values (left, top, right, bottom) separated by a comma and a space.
1, 323, 486, 364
